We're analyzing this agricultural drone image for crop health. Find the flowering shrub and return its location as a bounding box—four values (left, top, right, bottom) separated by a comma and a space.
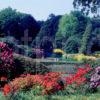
3, 65, 93, 96
3, 84, 11, 96
0, 42, 14, 78
74, 54, 96, 62
53, 49, 64, 54
90, 66, 100, 89
65, 64, 92, 86
62, 54, 97, 62
3, 72, 64, 96
53, 49, 64, 57
32, 48, 44, 58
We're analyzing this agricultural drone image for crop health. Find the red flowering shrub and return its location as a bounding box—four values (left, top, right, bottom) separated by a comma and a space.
0, 42, 14, 78
3, 72, 64, 96
65, 64, 92, 86
3, 65, 92, 96
3, 84, 11, 96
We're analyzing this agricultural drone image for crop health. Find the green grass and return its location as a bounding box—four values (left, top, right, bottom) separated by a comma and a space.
0, 92, 100, 100
51, 93, 100, 100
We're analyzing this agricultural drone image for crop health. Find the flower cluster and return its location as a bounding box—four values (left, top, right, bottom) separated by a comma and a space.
90, 66, 100, 89
32, 48, 44, 58
53, 49, 64, 57
53, 49, 64, 54
0, 42, 13, 64
65, 64, 92, 86
3, 72, 64, 96
0, 42, 14, 76
3, 84, 11, 96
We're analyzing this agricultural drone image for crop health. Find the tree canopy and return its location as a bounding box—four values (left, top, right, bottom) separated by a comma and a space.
73, 0, 100, 16
0, 7, 40, 44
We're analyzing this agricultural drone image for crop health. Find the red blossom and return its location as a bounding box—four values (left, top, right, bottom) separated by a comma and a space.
3, 84, 11, 96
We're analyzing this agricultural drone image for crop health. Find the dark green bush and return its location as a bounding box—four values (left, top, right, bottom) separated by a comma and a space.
64, 35, 81, 53
13, 53, 50, 76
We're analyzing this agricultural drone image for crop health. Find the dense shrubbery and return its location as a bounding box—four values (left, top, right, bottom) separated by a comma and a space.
13, 53, 50, 75
0, 42, 99, 99
64, 35, 81, 53
0, 42, 15, 79
2, 64, 95, 97
3, 72, 64, 96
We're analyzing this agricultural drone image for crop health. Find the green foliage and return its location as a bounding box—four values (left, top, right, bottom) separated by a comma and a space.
32, 15, 61, 48
40, 37, 53, 57
83, 59, 100, 69
55, 11, 89, 53
73, 0, 100, 15
39, 14, 61, 40
0, 36, 19, 48
79, 22, 92, 54
0, 7, 17, 23
13, 53, 49, 75
1, 91, 100, 100
0, 7, 40, 44
71, 11, 89, 36
64, 35, 81, 53
56, 13, 78, 41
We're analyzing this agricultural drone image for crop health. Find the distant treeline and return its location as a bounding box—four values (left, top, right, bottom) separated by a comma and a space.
0, 7, 100, 55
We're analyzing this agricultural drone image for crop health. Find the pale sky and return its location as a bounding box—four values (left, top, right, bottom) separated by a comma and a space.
0, 0, 74, 20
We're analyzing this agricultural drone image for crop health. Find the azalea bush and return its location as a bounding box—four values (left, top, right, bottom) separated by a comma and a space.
63, 64, 92, 94
89, 66, 100, 93
3, 64, 93, 97
0, 42, 15, 79
3, 72, 64, 96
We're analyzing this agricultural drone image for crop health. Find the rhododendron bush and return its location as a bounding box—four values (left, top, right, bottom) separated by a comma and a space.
0, 42, 14, 77
3, 72, 64, 96
3, 65, 93, 96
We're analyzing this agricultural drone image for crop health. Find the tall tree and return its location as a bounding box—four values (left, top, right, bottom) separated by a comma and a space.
31, 14, 61, 47
0, 7, 40, 44
39, 14, 61, 40
40, 36, 53, 57
73, 0, 100, 16
56, 13, 78, 42
79, 22, 93, 54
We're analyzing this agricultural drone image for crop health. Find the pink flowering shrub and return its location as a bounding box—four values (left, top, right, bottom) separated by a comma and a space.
0, 42, 14, 78
89, 66, 100, 90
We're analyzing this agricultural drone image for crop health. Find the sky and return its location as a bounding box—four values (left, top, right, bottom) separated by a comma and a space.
0, 0, 74, 20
